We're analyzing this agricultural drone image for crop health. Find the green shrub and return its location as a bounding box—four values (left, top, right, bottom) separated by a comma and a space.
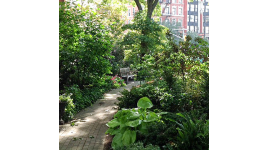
136, 112, 209, 150
137, 112, 182, 149
175, 113, 209, 150
59, 94, 75, 122
106, 97, 166, 149
65, 85, 85, 112
117, 83, 164, 109
62, 84, 108, 122
115, 142, 160, 150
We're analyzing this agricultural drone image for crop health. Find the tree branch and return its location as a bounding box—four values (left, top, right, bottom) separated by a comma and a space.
152, 0, 159, 11
134, 0, 143, 11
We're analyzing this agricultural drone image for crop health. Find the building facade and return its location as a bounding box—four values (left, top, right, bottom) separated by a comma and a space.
159, 0, 188, 38
124, 0, 209, 40
125, 4, 139, 24
187, 0, 209, 39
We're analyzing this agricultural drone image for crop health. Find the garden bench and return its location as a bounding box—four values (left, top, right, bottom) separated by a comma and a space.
119, 68, 134, 84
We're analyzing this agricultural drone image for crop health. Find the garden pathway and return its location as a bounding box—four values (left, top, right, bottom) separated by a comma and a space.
59, 81, 142, 150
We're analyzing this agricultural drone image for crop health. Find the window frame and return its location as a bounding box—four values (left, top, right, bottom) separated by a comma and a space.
172, 6, 176, 15
178, 7, 183, 16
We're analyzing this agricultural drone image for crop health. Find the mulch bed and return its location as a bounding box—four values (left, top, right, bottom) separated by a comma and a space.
103, 134, 114, 150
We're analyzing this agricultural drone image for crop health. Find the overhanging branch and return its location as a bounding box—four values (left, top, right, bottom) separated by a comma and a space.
134, 0, 143, 11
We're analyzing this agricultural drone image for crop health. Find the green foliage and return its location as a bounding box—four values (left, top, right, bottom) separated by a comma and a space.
115, 142, 160, 150
59, 94, 75, 122
111, 75, 126, 89
61, 78, 113, 122
106, 97, 164, 149
121, 11, 167, 67
59, 93, 72, 103
175, 113, 209, 150
59, 2, 113, 90
136, 112, 209, 150
117, 83, 164, 109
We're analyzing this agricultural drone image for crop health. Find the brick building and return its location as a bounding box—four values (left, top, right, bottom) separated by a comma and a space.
125, 4, 139, 24
159, 0, 188, 38
187, 0, 209, 39
125, 0, 209, 40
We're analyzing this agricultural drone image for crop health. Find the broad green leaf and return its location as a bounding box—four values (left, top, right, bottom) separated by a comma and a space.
139, 121, 148, 134
127, 111, 140, 120
144, 112, 158, 122
119, 126, 128, 134
105, 128, 120, 135
125, 119, 142, 127
137, 97, 153, 109
122, 129, 136, 146
106, 118, 120, 128
112, 133, 123, 149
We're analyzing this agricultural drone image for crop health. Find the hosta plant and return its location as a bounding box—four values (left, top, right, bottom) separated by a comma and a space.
105, 97, 166, 149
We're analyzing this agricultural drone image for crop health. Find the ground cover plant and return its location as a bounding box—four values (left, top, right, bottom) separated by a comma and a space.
106, 97, 167, 149
111, 75, 127, 89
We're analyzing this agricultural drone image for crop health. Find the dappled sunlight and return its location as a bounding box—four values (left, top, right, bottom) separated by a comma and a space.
59, 81, 142, 150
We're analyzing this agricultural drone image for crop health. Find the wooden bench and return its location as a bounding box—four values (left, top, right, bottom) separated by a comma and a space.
119, 68, 134, 84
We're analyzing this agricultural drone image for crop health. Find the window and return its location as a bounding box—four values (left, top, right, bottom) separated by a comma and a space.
178, 20, 182, 27
166, 0, 170, 3
205, 27, 209, 34
172, 0, 176, 3
195, 16, 197, 22
165, 19, 169, 23
133, 8, 135, 16
205, 7, 209, 12
178, 7, 183, 15
128, 20, 130, 24
160, 17, 162, 23
190, 5, 195, 12
178, 0, 182, 3
190, 15, 194, 22
172, 19, 176, 26
205, 17, 209, 23
190, 26, 194, 31
128, 8, 131, 16
172, 7, 176, 15
165, 6, 170, 14
159, 0, 162, 2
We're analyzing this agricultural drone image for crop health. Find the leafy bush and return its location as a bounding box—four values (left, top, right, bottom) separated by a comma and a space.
117, 83, 165, 109
115, 142, 160, 150
59, 2, 113, 90
106, 97, 166, 149
62, 84, 108, 122
175, 113, 209, 150
59, 94, 75, 122
65, 85, 86, 112
137, 112, 209, 150
111, 75, 126, 88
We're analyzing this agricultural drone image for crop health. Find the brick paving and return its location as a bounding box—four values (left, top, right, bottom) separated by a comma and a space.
59, 81, 141, 150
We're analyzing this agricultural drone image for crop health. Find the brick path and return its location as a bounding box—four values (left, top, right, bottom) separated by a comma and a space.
59, 81, 141, 150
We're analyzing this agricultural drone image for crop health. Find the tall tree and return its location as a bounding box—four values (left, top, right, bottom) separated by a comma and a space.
134, 0, 159, 19
132, 0, 160, 59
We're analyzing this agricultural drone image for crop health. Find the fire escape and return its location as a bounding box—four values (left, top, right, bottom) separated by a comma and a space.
160, 0, 171, 21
